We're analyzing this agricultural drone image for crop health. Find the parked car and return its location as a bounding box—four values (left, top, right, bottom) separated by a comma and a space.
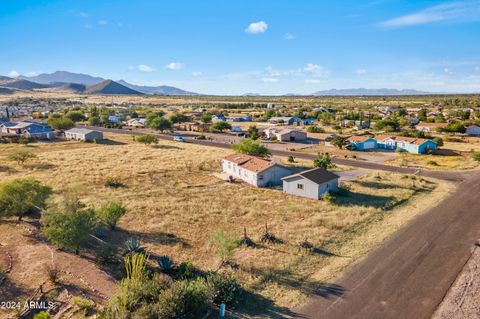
173, 136, 186, 142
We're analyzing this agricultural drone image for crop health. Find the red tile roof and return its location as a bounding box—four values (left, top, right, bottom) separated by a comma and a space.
223, 153, 278, 173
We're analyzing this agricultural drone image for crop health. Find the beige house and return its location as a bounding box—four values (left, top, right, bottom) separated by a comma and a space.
264, 128, 307, 142
415, 122, 448, 133
65, 128, 103, 142
282, 168, 339, 200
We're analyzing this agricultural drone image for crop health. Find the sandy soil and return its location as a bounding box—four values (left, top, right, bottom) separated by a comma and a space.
432, 245, 480, 319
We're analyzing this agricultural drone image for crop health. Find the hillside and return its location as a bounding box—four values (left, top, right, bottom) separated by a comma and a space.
53, 82, 87, 93
84, 80, 143, 95
21, 71, 104, 85
0, 79, 50, 90
117, 80, 198, 95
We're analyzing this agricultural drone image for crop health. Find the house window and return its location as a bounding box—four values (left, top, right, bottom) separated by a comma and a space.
297, 184, 304, 190
258, 174, 264, 180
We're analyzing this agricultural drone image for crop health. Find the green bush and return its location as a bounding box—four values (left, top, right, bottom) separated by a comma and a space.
33, 312, 50, 319
97, 201, 126, 230
176, 261, 195, 280
321, 192, 335, 204
472, 152, 480, 162
306, 126, 325, 133
206, 272, 242, 307
104, 176, 124, 188
135, 134, 159, 145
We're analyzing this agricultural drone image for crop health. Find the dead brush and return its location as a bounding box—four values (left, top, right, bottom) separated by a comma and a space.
239, 227, 255, 247
260, 224, 282, 244
298, 236, 314, 251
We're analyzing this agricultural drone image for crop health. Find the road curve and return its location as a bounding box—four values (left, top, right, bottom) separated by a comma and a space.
298, 170, 480, 319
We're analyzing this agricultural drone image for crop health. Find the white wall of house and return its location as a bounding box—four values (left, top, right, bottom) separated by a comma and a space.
222, 160, 291, 187
283, 176, 339, 200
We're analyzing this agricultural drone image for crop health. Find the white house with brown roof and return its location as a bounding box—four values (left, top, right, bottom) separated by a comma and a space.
222, 153, 292, 187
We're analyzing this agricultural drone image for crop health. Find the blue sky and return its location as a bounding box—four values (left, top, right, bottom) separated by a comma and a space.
1, 0, 480, 94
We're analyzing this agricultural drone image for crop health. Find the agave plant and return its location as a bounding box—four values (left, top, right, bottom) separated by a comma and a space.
125, 237, 144, 255
157, 255, 173, 273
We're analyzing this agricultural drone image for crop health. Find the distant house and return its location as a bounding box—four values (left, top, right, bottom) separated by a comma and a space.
282, 168, 339, 200
466, 125, 480, 136
416, 122, 448, 133
377, 135, 436, 154
268, 116, 301, 125
267, 103, 285, 109
65, 128, 104, 142
0, 118, 9, 123
230, 125, 243, 133
212, 115, 227, 122
347, 136, 377, 151
108, 115, 122, 124
299, 118, 316, 126
228, 115, 252, 122
124, 118, 146, 128
375, 135, 398, 150
174, 122, 211, 132
1, 121, 55, 140
222, 153, 292, 187
264, 128, 308, 142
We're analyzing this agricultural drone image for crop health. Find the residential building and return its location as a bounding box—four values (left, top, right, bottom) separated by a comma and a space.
0, 121, 55, 139
212, 115, 227, 122
416, 122, 448, 133
268, 116, 301, 125
65, 128, 104, 142
466, 125, 480, 136
108, 115, 122, 124
377, 135, 437, 154
264, 128, 308, 142
230, 125, 243, 133
124, 118, 146, 127
282, 168, 339, 200
347, 136, 377, 151
222, 153, 292, 187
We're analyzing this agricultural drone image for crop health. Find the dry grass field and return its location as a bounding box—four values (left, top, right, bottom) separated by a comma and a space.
385, 152, 479, 170
0, 133, 453, 317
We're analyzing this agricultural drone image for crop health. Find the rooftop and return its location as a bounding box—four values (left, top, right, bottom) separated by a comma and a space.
282, 167, 339, 185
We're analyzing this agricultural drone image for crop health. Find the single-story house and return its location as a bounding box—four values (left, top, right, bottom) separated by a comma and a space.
1, 121, 55, 139
230, 125, 243, 133
124, 118, 146, 127
174, 122, 211, 132
222, 153, 292, 187
376, 135, 398, 150
416, 122, 448, 133
65, 128, 104, 142
466, 125, 480, 136
264, 128, 308, 142
212, 115, 227, 122
395, 137, 437, 154
299, 118, 316, 126
268, 116, 301, 125
267, 103, 285, 109
108, 116, 122, 124
282, 168, 339, 200
228, 115, 252, 122
347, 136, 377, 151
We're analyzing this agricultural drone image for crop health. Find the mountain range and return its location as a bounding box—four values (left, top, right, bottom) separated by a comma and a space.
0, 71, 198, 95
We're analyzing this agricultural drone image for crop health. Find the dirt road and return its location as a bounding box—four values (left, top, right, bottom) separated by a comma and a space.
298, 170, 480, 319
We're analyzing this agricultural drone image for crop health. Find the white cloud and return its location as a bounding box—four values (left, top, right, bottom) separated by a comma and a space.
303, 64, 329, 77
98, 20, 108, 25
138, 64, 157, 72
356, 69, 367, 75
379, 1, 480, 28
245, 21, 268, 34
261, 77, 279, 82
284, 32, 294, 40
305, 79, 321, 84
165, 62, 183, 70
192, 71, 203, 77
26, 71, 40, 77
78, 12, 88, 18
444, 67, 453, 74
7, 70, 19, 77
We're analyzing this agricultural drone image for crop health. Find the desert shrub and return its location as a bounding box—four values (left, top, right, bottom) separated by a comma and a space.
95, 244, 118, 265
104, 176, 124, 188
97, 201, 126, 230
8, 150, 36, 167
208, 230, 239, 263
472, 152, 480, 161
321, 192, 335, 204
206, 272, 242, 307
260, 224, 281, 244
307, 126, 325, 133
33, 312, 50, 319
135, 134, 158, 145
158, 255, 174, 273
176, 261, 196, 280
45, 265, 59, 284
433, 137, 444, 147
18, 134, 32, 145
287, 155, 295, 163
71, 296, 93, 312
427, 160, 439, 166
313, 152, 334, 170
125, 237, 144, 255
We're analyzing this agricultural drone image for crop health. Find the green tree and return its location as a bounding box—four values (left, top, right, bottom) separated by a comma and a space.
135, 134, 158, 145
42, 206, 97, 255
247, 125, 260, 140
313, 153, 334, 170
232, 138, 270, 157
170, 113, 189, 124
331, 136, 349, 149
200, 114, 212, 123
97, 202, 126, 230
0, 178, 52, 221
148, 116, 172, 131
47, 116, 75, 130
88, 116, 101, 126
65, 111, 86, 122
8, 150, 36, 166
210, 121, 232, 132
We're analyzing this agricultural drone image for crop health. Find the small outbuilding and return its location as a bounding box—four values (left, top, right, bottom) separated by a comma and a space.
65, 128, 104, 142
282, 168, 339, 200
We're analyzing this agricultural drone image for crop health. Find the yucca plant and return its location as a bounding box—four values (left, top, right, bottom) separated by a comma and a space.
124, 237, 144, 255
123, 253, 146, 286
157, 255, 173, 273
